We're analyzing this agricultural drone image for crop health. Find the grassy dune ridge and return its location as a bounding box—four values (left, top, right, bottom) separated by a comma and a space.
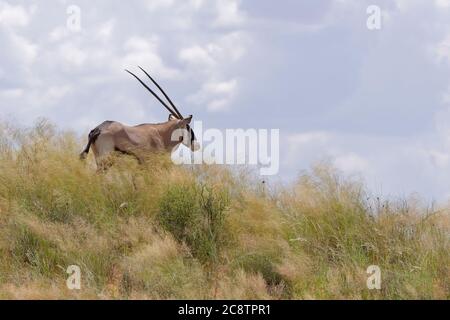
0, 119, 448, 299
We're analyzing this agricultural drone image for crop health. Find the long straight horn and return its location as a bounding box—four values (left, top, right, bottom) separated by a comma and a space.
125, 69, 179, 118
138, 66, 184, 119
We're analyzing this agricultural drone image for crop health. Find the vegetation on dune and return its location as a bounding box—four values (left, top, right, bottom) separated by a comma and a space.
0, 119, 448, 299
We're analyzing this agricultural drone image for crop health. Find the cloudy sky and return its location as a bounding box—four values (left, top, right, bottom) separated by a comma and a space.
1, 0, 450, 202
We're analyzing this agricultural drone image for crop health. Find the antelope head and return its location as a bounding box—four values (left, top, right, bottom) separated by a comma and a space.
125, 66, 200, 152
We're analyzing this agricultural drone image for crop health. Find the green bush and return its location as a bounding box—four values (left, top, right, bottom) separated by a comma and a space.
158, 182, 230, 265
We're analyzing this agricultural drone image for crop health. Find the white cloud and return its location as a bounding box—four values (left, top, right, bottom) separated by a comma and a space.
179, 31, 248, 111
179, 45, 217, 68
434, 34, 450, 64
205, 79, 238, 95
206, 99, 228, 111
214, 0, 245, 27
0, 1, 30, 27
58, 42, 87, 67
122, 36, 180, 79
188, 79, 238, 112
179, 32, 248, 69
96, 19, 115, 41
435, 0, 450, 8
333, 153, 370, 175
394, 0, 423, 12
428, 150, 450, 167
12, 33, 37, 64
0, 88, 23, 99
284, 132, 333, 169
34, 85, 73, 108
144, 0, 175, 11
49, 26, 70, 42
213, 31, 248, 61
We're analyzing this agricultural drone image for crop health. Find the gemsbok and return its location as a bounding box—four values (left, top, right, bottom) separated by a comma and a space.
80, 67, 200, 170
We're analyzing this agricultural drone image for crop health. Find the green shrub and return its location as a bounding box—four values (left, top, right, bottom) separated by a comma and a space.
157, 182, 230, 265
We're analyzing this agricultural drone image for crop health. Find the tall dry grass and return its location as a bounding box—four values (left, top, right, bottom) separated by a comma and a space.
0, 119, 448, 299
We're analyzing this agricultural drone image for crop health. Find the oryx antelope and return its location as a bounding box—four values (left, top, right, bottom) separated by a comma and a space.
80, 67, 200, 169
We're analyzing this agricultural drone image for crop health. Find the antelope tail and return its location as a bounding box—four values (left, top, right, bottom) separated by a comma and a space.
79, 127, 101, 160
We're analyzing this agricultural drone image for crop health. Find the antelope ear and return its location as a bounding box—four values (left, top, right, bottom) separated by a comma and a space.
181, 115, 193, 125
168, 114, 177, 121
